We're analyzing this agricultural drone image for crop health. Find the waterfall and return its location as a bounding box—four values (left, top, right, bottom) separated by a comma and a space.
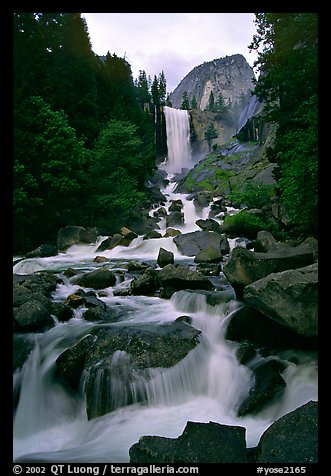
163, 106, 192, 173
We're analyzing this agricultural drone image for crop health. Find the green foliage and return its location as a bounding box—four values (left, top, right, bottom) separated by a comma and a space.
181, 92, 190, 110
88, 120, 151, 232
204, 123, 218, 151
250, 13, 318, 237
13, 12, 159, 251
223, 210, 280, 240
13, 96, 90, 248
229, 181, 275, 209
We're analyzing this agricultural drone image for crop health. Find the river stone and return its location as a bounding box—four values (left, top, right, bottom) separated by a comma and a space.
57, 226, 98, 252
157, 264, 213, 291
157, 247, 174, 268
73, 267, 117, 289
237, 359, 286, 416
173, 230, 225, 256
129, 420, 247, 463
243, 263, 318, 337
223, 244, 314, 298
256, 401, 318, 463
56, 321, 201, 418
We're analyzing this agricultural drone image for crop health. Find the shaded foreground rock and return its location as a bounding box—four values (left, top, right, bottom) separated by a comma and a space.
57, 226, 98, 252
129, 421, 247, 463
237, 359, 286, 416
129, 402, 318, 463
56, 321, 201, 419
243, 263, 318, 337
223, 244, 314, 298
256, 401, 318, 463
73, 267, 117, 290
173, 230, 229, 256
157, 264, 213, 292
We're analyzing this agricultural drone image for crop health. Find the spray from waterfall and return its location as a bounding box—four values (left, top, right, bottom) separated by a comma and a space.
163, 106, 192, 174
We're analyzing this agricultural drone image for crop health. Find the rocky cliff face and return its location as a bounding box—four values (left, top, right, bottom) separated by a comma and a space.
169, 54, 255, 112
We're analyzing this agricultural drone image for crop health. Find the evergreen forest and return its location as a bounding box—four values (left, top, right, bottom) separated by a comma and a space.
13, 13, 167, 253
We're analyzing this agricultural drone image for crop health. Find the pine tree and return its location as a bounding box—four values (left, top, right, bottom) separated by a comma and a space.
181, 92, 190, 110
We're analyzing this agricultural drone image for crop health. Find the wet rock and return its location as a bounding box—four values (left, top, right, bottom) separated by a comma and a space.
243, 263, 318, 337
131, 268, 159, 296
256, 401, 318, 463
57, 226, 98, 252
73, 267, 116, 290
129, 421, 248, 463
56, 321, 201, 418
237, 359, 286, 416
157, 248, 174, 268
223, 244, 314, 298
158, 264, 213, 292
174, 230, 226, 257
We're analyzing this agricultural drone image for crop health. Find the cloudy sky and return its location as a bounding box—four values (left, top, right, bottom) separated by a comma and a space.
82, 13, 259, 92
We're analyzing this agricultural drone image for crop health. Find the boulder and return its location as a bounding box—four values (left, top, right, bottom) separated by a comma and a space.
25, 243, 57, 258
73, 267, 117, 290
130, 268, 159, 295
237, 359, 286, 416
195, 218, 223, 234
194, 246, 223, 264
243, 263, 318, 337
157, 264, 213, 293
166, 211, 184, 227
57, 226, 98, 252
256, 401, 318, 463
14, 297, 54, 332
225, 304, 317, 351
56, 321, 201, 418
13, 334, 35, 371
223, 244, 314, 298
157, 248, 174, 268
163, 228, 181, 237
174, 230, 227, 257
129, 421, 247, 463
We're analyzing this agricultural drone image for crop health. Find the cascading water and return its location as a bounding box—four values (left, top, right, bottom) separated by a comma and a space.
13, 109, 318, 463
162, 106, 192, 174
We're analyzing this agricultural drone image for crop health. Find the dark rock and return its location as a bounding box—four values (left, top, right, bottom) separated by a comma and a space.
169, 199, 183, 212
158, 264, 213, 291
56, 334, 97, 391
51, 302, 74, 322
237, 359, 286, 416
130, 268, 159, 296
166, 211, 184, 227
126, 261, 150, 272
129, 421, 247, 463
225, 304, 317, 351
196, 218, 223, 234
194, 246, 223, 263
163, 228, 181, 237
13, 334, 35, 371
57, 226, 98, 252
82, 307, 119, 323
143, 230, 162, 240
256, 401, 318, 463
73, 267, 117, 290
243, 263, 318, 337
223, 245, 314, 298
174, 230, 225, 257
25, 244, 57, 258
93, 256, 108, 263
157, 248, 174, 268
56, 321, 201, 418
14, 298, 54, 332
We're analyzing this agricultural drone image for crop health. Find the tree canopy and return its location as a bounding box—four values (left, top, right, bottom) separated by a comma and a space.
13, 12, 166, 252
250, 13, 318, 236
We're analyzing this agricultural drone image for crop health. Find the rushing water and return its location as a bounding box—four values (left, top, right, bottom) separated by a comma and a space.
13, 107, 318, 463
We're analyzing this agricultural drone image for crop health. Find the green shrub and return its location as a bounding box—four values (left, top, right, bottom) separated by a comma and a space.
229, 181, 274, 208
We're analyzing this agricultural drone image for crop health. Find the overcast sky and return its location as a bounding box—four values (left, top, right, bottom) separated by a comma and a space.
82, 13, 259, 92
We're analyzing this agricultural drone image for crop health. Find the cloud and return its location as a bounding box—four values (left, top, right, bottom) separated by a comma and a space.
82, 13, 258, 92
